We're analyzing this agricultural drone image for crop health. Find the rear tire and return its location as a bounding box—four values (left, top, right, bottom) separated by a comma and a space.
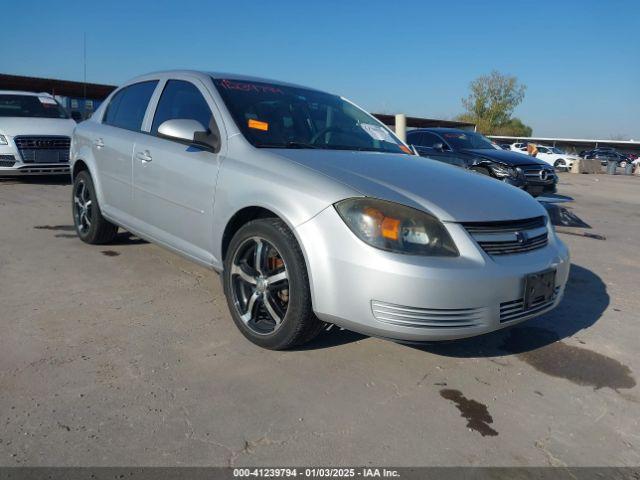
223, 218, 324, 350
72, 171, 118, 244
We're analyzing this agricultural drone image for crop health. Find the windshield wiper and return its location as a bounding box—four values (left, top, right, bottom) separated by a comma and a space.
255, 142, 322, 149
285, 141, 322, 149
323, 145, 388, 153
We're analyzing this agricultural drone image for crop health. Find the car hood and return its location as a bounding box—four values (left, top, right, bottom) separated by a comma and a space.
271, 149, 546, 223
463, 148, 550, 167
0, 117, 76, 137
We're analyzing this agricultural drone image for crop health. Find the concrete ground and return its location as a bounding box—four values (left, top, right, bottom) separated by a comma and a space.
0, 172, 639, 467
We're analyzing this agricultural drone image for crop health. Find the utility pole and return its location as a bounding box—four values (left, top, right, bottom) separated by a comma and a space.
83, 32, 87, 115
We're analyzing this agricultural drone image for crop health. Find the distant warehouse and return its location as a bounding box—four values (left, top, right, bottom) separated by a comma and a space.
0, 73, 115, 120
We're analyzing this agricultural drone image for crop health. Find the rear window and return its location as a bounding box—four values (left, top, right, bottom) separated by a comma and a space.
0, 94, 69, 119
440, 131, 495, 150
103, 81, 158, 131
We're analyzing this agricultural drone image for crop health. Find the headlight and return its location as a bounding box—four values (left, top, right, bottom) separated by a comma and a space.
334, 198, 458, 257
489, 163, 516, 178
0, 135, 7, 145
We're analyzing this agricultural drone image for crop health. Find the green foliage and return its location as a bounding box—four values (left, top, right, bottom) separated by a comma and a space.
493, 118, 533, 137
457, 71, 532, 136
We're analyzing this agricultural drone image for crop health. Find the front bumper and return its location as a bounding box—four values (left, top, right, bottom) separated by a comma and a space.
296, 206, 570, 342
498, 174, 557, 196
0, 162, 70, 176
525, 181, 557, 196
0, 139, 71, 177
0, 147, 70, 176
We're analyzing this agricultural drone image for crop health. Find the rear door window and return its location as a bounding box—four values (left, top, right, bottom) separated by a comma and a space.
103, 81, 158, 131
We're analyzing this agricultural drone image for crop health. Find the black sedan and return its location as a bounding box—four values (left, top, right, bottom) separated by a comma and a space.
407, 128, 557, 197
581, 148, 631, 166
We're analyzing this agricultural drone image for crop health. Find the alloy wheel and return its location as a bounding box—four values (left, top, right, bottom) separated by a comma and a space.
229, 236, 290, 335
73, 179, 92, 234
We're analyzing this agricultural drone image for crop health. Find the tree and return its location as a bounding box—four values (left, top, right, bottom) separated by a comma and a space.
494, 118, 532, 137
457, 71, 530, 135
608, 133, 630, 141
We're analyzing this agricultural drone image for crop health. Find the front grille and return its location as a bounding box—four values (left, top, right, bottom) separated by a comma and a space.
500, 287, 560, 323
14, 136, 70, 164
462, 216, 549, 256
371, 300, 485, 329
522, 165, 555, 182
0, 154, 15, 167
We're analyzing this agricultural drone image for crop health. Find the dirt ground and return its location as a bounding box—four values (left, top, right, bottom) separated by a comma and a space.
0, 172, 638, 466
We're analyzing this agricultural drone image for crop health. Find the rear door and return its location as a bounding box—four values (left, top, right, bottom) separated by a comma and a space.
132, 77, 225, 264
94, 81, 158, 219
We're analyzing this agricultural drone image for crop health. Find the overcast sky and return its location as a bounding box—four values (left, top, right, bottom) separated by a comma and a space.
2, 0, 638, 139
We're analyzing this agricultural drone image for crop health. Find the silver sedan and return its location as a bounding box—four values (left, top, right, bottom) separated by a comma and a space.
70, 70, 569, 349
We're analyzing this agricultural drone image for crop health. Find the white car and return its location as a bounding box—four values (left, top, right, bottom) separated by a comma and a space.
510, 143, 577, 171
534, 146, 579, 171
0, 90, 76, 176
510, 142, 528, 152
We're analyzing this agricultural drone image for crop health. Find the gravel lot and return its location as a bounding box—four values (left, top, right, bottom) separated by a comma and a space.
0, 172, 639, 467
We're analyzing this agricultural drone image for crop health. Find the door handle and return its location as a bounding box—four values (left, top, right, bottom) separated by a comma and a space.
93, 138, 104, 149
135, 150, 152, 163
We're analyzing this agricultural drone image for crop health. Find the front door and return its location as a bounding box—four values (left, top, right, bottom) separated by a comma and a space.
132, 78, 223, 264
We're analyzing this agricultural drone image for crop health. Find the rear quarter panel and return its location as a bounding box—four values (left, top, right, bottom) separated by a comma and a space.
71, 120, 106, 205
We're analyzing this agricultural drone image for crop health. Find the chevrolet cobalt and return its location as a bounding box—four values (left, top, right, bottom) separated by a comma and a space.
70, 71, 569, 349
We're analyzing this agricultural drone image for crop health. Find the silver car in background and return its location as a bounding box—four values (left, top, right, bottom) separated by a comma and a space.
70, 70, 569, 350
0, 91, 75, 176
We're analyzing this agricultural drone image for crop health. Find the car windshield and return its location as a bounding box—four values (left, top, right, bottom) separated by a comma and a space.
0, 94, 69, 119
439, 131, 495, 150
550, 147, 565, 154
212, 78, 408, 153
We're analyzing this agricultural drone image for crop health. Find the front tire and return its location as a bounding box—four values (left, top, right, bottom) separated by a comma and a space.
554, 159, 566, 171
223, 218, 324, 350
72, 171, 118, 244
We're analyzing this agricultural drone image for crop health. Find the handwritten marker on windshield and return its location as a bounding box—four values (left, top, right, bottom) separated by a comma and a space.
248, 119, 269, 131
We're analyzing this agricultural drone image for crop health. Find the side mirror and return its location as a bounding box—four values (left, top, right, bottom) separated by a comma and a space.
70, 111, 83, 122
157, 119, 220, 152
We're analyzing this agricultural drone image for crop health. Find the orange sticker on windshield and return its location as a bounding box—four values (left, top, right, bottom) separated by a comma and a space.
399, 145, 412, 154
248, 119, 269, 131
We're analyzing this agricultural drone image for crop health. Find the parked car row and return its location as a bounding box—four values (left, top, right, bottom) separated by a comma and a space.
579, 147, 635, 167
509, 143, 579, 171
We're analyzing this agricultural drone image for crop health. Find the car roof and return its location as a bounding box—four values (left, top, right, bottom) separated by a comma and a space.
122, 69, 323, 93
0, 90, 54, 97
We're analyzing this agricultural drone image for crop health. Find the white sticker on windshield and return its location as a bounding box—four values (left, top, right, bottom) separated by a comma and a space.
360, 123, 393, 142
38, 97, 57, 105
